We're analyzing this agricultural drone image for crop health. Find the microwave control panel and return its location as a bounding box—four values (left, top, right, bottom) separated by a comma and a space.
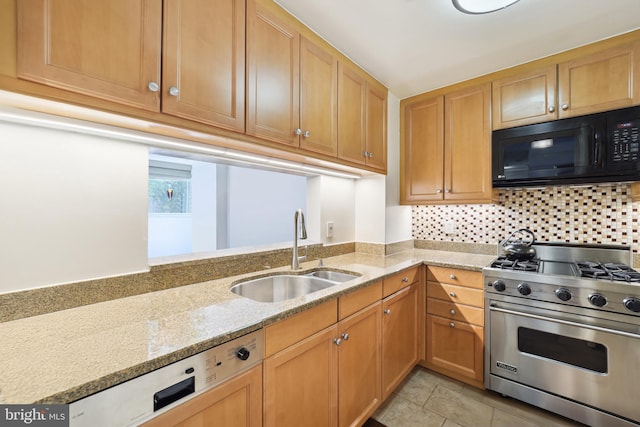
610, 118, 640, 163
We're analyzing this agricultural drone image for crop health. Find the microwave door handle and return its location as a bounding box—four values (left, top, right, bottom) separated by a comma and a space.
593, 129, 604, 167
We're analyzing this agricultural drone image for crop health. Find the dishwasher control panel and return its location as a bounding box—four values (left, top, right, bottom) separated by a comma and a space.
69, 329, 263, 427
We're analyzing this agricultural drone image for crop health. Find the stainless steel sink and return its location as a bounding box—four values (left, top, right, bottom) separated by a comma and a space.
230, 270, 359, 303
230, 275, 337, 303
305, 270, 359, 283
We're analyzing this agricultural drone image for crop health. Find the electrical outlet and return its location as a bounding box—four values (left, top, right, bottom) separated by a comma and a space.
444, 222, 456, 234
326, 221, 334, 238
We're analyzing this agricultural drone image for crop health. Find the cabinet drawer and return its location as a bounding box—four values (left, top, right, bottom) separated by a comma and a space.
383, 266, 420, 297
427, 282, 483, 308
339, 281, 382, 320
427, 298, 484, 326
427, 266, 482, 289
265, 299, 337, 357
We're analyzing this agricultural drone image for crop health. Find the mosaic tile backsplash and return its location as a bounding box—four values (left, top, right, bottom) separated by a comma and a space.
412, 184, 639, 253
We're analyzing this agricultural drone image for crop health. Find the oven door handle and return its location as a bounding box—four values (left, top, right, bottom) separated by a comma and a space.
489, 304, 640, 339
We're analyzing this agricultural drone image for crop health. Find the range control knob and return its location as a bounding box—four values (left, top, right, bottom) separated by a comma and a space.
623, 297, 640, 313
588, 293, 607, 307
493, 280, 506, 292
555, 288, 572, 302
236, 347, 251, 361
517, 283, 532, 296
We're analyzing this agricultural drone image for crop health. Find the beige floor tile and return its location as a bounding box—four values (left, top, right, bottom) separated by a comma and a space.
491, 408, 540, 427
424, 385, 494, 427
393, 368, 438, 405
379, 394, 446, 427
442, 420, 464, 427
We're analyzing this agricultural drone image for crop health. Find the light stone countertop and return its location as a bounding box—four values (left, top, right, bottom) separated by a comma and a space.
0, 249, 494, 405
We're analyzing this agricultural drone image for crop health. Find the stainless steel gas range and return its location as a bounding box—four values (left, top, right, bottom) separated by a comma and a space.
483, 243, 640, 427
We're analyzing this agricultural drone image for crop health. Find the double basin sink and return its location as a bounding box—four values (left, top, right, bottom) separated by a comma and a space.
230, 269, 360, 303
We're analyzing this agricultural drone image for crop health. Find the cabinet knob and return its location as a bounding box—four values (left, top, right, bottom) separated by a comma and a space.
449, 274, 456, 280
450, 309, 456, 315
449, 322, 455, 328
333, 338, 342, 346
384, 309, 391, 315
363, 151, 370, 157
561, 103, 569, 110
449, 291, 456, 298
294, 128, 303, 136
341, 333, 349, 341
169, 86, 179, 96
367, 152, 373, 158
147, 81, 160, 92
303, 130, 310, 138
402, 277, 409, 283
445, 189, 451, 193
548, 105, 555, 113
436, 189, 442, 194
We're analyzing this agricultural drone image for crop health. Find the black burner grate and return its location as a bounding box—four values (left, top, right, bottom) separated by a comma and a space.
490, 256, 539, 272
576, 262, 640, 282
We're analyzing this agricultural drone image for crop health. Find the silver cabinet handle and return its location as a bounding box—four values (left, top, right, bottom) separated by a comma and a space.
341, 333, 349, 341
561, 103, 569, 110
148, 82, 159, 92
294, 128, 303, 135
449, 322, 455, 328
450, 309, 456, 315
445, 189, 451, 193
449, 291, 456, 297
449, 274, 456, 280
402, 277, 409, 283
436, 189, 442, 194
333, 338, 342, 346
303, 130, 310, 138
384, 309, 391, 315
363, 151, 370, 157
169, 86, 179, 96
548, 105, 555, 113
367, 152, 373, 158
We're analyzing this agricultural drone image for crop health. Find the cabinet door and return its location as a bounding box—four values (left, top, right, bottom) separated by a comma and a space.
381, 283, 419, 400
141, 365, 262, 427
400, 96, 444, 203
338, 302, 382, 427
163, 0, 245, 132
246, 0, 300, 146
299, 37, 338, 156
492, 65, 557, 129
365, 82, 388, 172
444, 83, 492, 202
337, 62, 367, 165
558, 41, 640, 118
264, 325, 339, 427
426, 314, 483, 384
17, 0, 162, 111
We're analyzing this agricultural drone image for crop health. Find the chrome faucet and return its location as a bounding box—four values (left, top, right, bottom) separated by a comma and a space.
292, 209, 308, 270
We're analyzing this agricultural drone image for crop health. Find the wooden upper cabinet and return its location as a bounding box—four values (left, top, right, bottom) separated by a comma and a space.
246, 0, 338, 155
17, 0, 162, 111
401, 96, 444, 202
492, 65, 557, 130
337, 62, 388, 172
444, 83, 493, 202
246, 0, 300, 146
558, 41, 640, 118
163, 0, 245, 132
400, 83, 493, 205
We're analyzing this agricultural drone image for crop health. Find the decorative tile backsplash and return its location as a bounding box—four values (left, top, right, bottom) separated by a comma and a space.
412, 184, 639, 253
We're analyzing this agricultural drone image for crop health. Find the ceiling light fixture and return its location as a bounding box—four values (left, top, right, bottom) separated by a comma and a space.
452, 0, 520, 14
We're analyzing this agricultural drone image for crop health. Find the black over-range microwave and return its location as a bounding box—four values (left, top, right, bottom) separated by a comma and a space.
492, 105, 640, 187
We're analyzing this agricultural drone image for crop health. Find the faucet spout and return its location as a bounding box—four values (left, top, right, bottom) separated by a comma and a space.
292, 209, 307, 270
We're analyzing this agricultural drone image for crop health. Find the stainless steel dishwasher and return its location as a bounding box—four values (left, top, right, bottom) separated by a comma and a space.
69, 330, 263, 427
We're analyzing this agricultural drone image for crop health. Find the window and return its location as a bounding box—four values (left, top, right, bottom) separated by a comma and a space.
148, 153, 307, 258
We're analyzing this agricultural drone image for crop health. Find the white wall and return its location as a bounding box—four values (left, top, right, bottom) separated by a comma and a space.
355, 175, 386, 244
315, 176, 356, 245
0, 121, 149, 293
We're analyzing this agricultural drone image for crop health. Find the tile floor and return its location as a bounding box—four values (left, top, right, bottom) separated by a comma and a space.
371, 367, 586, 427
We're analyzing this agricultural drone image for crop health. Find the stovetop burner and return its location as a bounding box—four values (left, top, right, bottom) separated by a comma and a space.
490, 256, 539, 272
577, 262, 640, 282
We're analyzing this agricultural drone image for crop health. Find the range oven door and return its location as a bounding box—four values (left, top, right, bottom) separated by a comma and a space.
488, 300, 640, 424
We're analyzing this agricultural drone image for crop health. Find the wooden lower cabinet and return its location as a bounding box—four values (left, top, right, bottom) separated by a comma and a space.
141, 364, 262, 427
423, 266, 484, 389
338, 302, 382, 427
264, 325, 339, 427
381, 282, 419, 400
425, 314, 483, 385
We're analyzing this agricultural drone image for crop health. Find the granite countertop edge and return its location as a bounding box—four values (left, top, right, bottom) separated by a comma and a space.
1, 249, 494, 405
